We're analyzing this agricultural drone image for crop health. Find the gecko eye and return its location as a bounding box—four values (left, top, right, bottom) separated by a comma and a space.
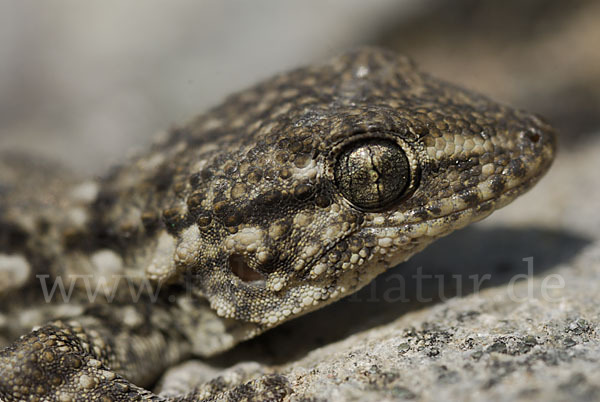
334, 139, 411, 210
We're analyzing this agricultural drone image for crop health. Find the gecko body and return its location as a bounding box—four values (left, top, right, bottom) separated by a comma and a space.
0, 48, 555, 400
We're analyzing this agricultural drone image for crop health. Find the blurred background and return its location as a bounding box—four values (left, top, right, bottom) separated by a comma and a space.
1, 0, 598, 175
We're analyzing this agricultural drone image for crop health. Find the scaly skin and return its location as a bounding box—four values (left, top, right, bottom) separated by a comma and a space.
0, 48, 555, 400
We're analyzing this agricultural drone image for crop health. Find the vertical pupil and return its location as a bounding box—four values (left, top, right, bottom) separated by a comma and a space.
334, 139, 410, 209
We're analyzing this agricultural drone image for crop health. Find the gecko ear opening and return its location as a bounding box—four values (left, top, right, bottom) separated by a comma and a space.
229, 254, 265, 283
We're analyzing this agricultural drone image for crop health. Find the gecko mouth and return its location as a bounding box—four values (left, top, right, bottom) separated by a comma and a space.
361, 156, 553, 234
424, 175, 541, 224
376, 157, 552, 237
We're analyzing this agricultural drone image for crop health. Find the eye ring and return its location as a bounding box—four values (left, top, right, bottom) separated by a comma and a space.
333, 135, 419, 211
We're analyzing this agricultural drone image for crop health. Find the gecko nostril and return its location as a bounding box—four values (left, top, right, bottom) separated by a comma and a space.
523, 129, 541, 144
229, 254, 265, 283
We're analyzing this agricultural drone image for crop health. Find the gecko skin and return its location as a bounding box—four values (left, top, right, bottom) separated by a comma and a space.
0, 48, 555, 400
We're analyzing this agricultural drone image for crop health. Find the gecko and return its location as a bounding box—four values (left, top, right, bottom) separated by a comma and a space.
0, 47, 555, 401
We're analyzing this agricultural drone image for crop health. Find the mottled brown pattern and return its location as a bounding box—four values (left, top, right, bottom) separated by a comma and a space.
0, 48, 554, 400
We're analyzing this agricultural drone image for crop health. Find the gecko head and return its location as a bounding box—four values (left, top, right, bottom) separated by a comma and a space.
157, 48, 555, 331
